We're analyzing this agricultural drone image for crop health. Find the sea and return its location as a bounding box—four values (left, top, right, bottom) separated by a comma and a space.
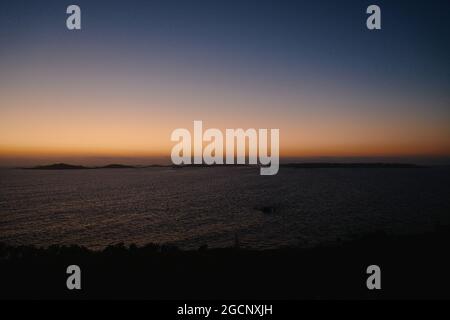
1, 166, 449, 250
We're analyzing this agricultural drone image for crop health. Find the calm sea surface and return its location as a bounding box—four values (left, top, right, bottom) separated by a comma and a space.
1, 167, 449, 249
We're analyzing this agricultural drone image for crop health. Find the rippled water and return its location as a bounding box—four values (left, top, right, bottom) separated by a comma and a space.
1, 167, 450, 249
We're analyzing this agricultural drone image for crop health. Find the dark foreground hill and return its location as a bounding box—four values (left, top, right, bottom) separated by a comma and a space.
1, 226, 450, 299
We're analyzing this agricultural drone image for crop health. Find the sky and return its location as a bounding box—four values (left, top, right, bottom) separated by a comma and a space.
0, 0, 449, 165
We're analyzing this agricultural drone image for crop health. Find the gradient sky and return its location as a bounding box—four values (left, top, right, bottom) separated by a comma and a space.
1, 0, 449, 165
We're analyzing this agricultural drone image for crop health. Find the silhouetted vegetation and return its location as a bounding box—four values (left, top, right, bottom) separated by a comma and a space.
1, 226, 449, 299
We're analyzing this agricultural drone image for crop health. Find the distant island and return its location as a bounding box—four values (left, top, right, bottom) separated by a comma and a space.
98, 164, 136, 169
25, 163, 89, 170
23, 163, 137, 170
281, 162, 424, 168
21, 162, 425, 170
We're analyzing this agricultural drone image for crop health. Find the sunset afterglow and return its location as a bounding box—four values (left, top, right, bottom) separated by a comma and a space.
1, 1, 449, 165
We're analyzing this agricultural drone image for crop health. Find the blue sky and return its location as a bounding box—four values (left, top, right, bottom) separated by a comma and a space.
0, 0, 449, 164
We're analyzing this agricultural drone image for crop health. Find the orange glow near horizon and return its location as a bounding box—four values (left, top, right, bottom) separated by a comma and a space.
1, 67, 450, 164
1, 2, 450, 166
1, 113, 450, 161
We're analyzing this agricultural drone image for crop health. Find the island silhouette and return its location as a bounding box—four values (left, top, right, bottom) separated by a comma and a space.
24, 163, 137, 170
22, 162, 424, 170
